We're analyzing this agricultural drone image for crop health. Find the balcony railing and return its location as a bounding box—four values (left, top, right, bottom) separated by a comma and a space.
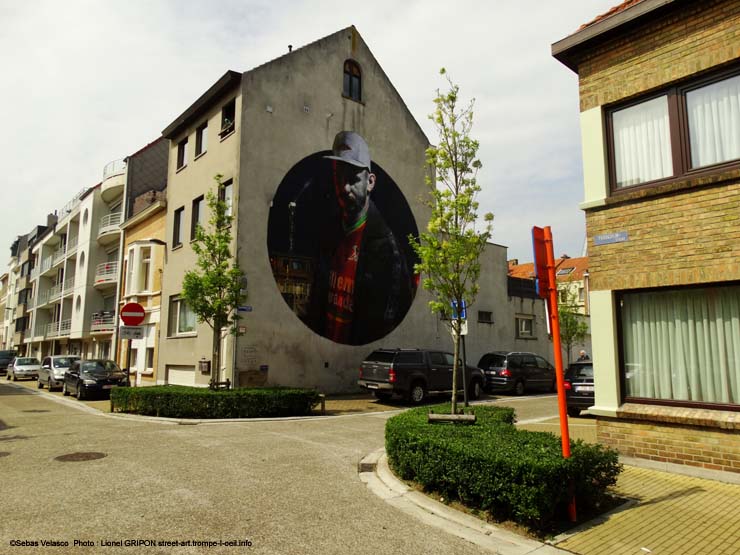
66, 235, 78, 255
63, 277, 74, 295
52, 246, 66, 266
94, 261, 119, 285
36, 289, 50, 307
98, 212, 122, 237
90, 313, 116, 334
34, 323, 46, 338
46, 319, 71, 338
103, 159, 127, 180
40, 255, 53, 274
48, 278, 74, 303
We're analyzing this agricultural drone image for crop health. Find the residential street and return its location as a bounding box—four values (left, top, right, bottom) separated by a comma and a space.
0, 381, 565, 555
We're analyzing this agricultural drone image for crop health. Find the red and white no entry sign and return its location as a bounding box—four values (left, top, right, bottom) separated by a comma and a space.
120, 302, 146, 326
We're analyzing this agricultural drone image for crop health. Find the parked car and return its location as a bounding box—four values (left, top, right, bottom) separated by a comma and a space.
37, 355, 81, 391
5, 357, 41, 381
0, 350, 18, 375
564, 361, 594, 417
62, 359, 128, 400
477, 351, 556, 395
358, 348, 485, 404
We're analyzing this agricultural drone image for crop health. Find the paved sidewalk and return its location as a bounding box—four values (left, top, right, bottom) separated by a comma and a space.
556, 465, 740, 555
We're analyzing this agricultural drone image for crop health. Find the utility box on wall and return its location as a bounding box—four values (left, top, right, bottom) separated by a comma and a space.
198, 359, 211, 374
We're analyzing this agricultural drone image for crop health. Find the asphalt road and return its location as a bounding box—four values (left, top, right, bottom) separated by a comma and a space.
0, 382, 584, 555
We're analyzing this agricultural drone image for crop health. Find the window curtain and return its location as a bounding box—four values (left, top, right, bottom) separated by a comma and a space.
687, 74, 740, 169
178, 300, 196, 333
621, 286, 740, 405
612, 95, 673, 188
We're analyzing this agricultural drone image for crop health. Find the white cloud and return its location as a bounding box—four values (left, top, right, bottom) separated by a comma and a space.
0, 0, 616, 266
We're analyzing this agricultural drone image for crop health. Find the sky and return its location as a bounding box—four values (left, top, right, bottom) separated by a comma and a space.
0, 0, 620, 267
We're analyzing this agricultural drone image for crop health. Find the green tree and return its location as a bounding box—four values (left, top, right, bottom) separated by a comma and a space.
182, 175, 245, 387
558, 286, 589, 365
410, 69, 493, 414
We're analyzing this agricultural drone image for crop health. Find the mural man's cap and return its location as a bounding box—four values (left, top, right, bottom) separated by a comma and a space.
325, 131, 371, 170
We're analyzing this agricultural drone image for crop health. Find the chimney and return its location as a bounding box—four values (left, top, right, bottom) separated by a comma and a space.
46, 213, 58, 228
507, 259, 519, 267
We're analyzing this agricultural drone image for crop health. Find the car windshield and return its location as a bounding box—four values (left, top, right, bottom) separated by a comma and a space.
80, 360, 121, 375
478, 354, 506, 368
17, 358, 39, 365
567, 364, 594, 379
54, 357, 78, 368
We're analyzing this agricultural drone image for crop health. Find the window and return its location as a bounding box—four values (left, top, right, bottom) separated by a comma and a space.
343, 60, 362, 101
176, 138, 188, 170
191, 196, 204, 240
129, 348, 138, 370
173, 207, 184, 247
219, 180, 233, 218
138, 247, 151, 291
516, 315, 535, 338
146, 347, 154, 370
620, 284, 740, 407
220, 99, 236, 137
168, 295, 196, 336
394, 352, 424, 364
125, 248, 135, 294
557, 267, 574, 276
578, 287, 585, 303
608, 67, 740, 191
195, 122, 208, 157
477, 310, 493, 323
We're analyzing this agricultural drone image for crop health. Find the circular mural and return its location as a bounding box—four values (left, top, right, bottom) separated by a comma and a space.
267, 131, 419, 346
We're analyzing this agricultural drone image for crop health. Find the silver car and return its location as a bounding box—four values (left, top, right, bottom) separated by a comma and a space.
37, 355, 80, 391
6, 357, 41, 381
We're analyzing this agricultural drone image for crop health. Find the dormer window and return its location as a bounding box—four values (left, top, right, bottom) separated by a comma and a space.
343, 60, 362, 102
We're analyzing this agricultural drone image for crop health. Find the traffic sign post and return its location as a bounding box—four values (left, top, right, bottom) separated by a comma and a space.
120, 303, 146, 387
532, 225, 576, 522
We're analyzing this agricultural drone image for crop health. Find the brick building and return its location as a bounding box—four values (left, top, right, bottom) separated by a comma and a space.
553, 0, 740, 480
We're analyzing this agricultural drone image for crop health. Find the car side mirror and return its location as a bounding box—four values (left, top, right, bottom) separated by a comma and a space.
42, 365, 50, 369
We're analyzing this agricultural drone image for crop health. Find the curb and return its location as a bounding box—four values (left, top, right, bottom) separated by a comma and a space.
358, 449, 569, 555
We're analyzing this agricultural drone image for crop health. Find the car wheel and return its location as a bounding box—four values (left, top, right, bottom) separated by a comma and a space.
62, 382, 70, 396
48, 379, 53, 391
469, 379, 482, 401
514, 380, 525, 396
76, 383, 85, 401
37, 378, 43, 389
567, 407, 581, 418
407, 382, 426, 405
11, 372, 17, 382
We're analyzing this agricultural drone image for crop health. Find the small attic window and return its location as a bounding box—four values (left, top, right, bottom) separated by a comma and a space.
220, 99, 236, 137
343, 60, 362, 102
557, 267, 575, 276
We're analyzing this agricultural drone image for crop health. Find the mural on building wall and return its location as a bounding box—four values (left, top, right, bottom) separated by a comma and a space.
267, 131, 419, 345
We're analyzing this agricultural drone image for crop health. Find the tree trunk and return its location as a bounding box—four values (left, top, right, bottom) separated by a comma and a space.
211, 322, 221, 386
451, 321, 460, 415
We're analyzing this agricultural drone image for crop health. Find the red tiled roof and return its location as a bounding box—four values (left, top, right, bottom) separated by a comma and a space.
508, 256, 589, 282
578, 0, 645, 31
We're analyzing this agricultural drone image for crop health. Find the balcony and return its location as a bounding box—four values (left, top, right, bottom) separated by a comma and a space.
34, 323, 46, 340
52, 246, 66, 267
47, 319, 71, 338
97, 212, 122, 245
39, 254, 54, 277
90, 312, 116, 334
36, 289, 50, 307
47, 278, 73, 303
101, 159, 126, 203
66, 235, 78, 256
94, 261, 118, 289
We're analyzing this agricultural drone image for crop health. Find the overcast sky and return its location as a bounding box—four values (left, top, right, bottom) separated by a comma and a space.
0, 0, 618, 267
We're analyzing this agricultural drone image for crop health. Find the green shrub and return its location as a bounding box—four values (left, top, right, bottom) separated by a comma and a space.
385, 404, 621, 531
111, 385, 321, 419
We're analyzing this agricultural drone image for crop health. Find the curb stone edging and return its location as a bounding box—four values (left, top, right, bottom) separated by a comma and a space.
358, 449, 569, 555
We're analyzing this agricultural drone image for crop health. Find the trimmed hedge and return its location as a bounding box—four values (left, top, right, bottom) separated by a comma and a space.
110, 385, 321, 419
385, 404, 621, 531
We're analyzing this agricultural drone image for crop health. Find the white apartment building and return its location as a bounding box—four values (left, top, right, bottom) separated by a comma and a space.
26, 160, 126, 359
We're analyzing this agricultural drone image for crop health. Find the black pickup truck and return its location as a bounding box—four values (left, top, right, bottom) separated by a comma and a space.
358, 348, 485, 404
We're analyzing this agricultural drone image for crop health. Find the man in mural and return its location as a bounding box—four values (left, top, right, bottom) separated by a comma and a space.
306, 131, 413, 345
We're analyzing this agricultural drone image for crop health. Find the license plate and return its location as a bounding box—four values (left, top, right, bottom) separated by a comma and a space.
102, 385, 115, 389
575, 385, 594, 393
366, 383, 378, 390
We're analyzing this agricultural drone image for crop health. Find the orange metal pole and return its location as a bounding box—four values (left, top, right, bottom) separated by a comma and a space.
544, 226, 576, 521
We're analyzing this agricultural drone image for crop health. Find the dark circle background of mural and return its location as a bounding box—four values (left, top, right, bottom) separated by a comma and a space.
267, 151, 419, 346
